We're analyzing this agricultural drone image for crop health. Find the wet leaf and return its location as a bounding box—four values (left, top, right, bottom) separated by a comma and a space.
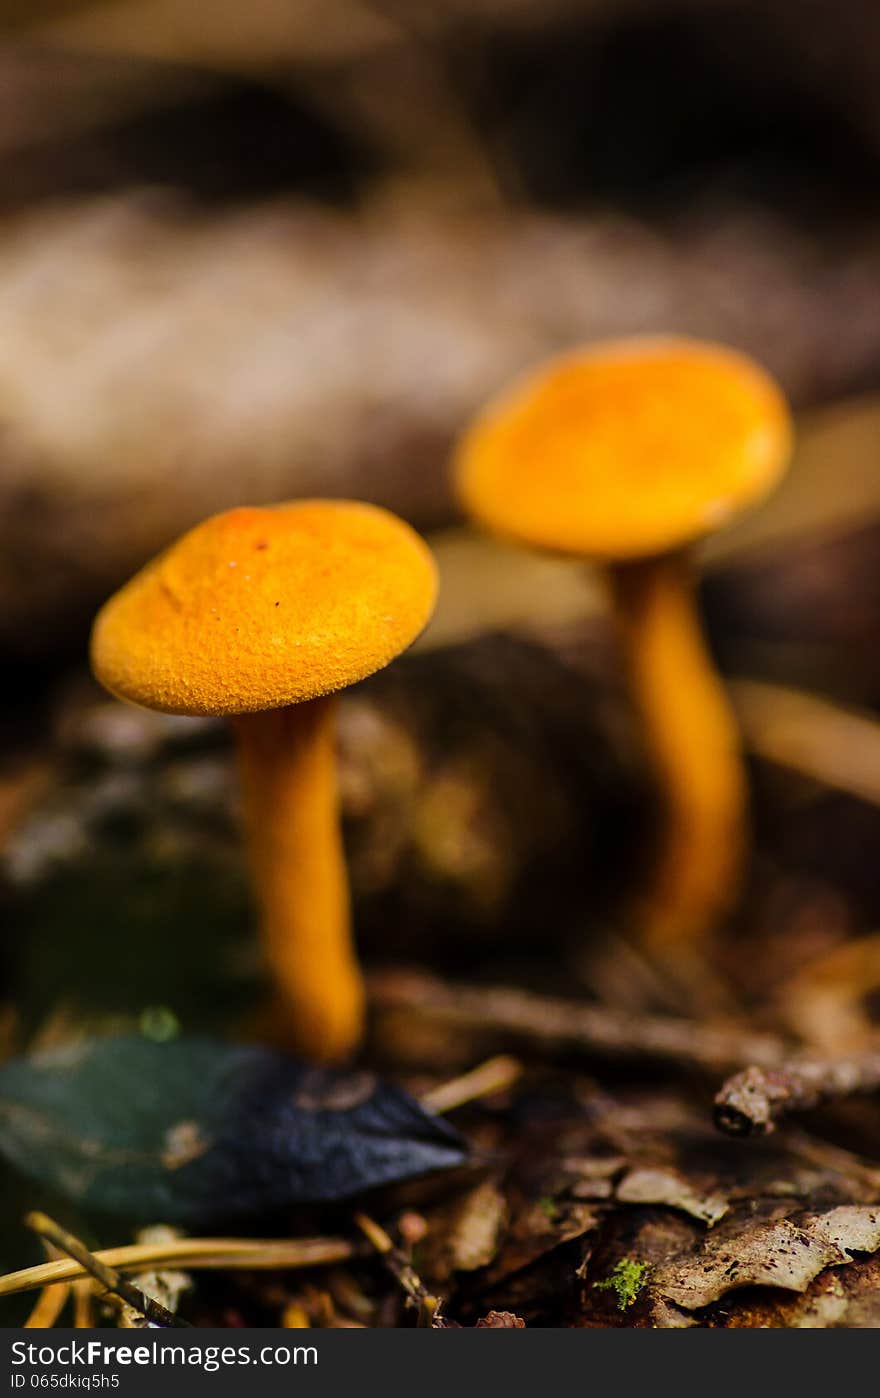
0, 1035, 467, 1222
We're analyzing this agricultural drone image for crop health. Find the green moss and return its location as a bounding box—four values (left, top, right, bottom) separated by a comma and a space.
537, 1195, 560, 1223
139, 1005, 181, 1042
593, 1258, 649, 1310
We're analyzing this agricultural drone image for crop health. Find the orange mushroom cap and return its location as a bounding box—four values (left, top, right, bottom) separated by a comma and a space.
91, 500, 437, 716
455, 336, 793, 560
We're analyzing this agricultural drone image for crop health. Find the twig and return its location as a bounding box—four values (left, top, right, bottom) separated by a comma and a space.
353, 1212, 441, 1325
72, 1280, 94, 1329
0, 1236, 355, 1299
23, 1283, 69, 1329
349, 1056, 522, 1324
24, 1214, 191, 1328
714, 1051, 880, 1136
420, 1054, 521, 1115
731, 680, 880, 807
370, 968, 787, 1076
281, 1301, 311, 1328
779, 932, 880, 1053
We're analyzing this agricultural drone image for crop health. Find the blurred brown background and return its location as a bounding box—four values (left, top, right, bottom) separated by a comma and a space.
2, 0, 880, 1030
2, 0, 880, 668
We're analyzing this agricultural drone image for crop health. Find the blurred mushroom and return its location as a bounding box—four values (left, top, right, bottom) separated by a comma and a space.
455, 336, 792, 952
90, 500, 437, 1060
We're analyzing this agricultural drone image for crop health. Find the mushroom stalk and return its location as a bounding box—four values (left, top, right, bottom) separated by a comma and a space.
233, 696, 364, 1061
609, 552, 746, 949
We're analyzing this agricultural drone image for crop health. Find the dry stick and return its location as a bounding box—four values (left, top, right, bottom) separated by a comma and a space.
420, 1054, 521, 1115
351, 1056, 521, 1326
376, 971, 880, 1140
714, 1053, 880, 1137
370, 968, 787, 1076
25, 1214, 191, 1329
731, 679, 880, 808
23, 1282, 70, 1329
0, 1237, 355, 1300
353, 1213, 440, 1327
72, 1280, 94, 1329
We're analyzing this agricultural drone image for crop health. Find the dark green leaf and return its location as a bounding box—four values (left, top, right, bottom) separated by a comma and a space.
0, 1036, 467, 1222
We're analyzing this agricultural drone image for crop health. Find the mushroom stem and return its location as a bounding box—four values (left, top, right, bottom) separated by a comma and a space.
609, 551, 746, 949
233, 696, 364, 1061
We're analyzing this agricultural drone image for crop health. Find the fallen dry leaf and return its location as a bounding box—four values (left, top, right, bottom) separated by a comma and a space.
652, 1205, 880, 1311
421, 1178, 509, 1282
615, 1167, 729, 1226
475, 1311, 526, 1328
805, 1204, 880, 1255
653, 1218, 842, 1309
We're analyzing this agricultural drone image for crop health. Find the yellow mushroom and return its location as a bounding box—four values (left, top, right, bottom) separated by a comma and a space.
91, 500, 437, 1060
455, 336, 792, 950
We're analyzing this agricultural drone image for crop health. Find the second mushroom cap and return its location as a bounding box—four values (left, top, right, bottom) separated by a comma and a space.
455, 336, 792, 559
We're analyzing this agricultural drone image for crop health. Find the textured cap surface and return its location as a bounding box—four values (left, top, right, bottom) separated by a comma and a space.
455, 337, 792, 559
91, 501, 437, 715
